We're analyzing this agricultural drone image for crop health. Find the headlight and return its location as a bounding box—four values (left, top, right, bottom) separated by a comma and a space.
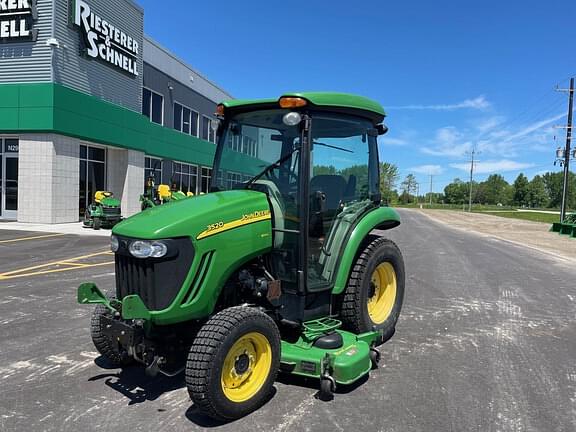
128, 240, 168, 259
110, 235, 119, 253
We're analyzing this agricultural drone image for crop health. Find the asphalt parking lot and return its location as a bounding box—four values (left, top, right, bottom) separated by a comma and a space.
1, 211, 576, 432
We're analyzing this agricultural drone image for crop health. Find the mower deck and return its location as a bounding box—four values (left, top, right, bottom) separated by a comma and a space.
280, 318, 380, 386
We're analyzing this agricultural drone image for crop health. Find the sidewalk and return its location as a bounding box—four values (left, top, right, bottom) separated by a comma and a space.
0, 221, 111, 237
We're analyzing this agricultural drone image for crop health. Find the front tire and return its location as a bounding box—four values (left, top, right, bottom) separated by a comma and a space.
186, 306, 280, 421
339, 236, 405, 342
90, 304, 133, 367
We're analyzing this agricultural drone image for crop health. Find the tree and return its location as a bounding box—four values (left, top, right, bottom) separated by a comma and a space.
512, 173, 530, 207
444, 178, 468, 204
380, 162, 400, 204
400, 174, 417, 203
528, 175, 548, 208
543, 171, 576, 209
313, 165, 337, 176
480, 174, 511, 205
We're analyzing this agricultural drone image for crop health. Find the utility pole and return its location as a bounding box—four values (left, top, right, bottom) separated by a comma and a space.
560, 78, 574, 222
467, 148, 478, 212
429, 174, 434, 205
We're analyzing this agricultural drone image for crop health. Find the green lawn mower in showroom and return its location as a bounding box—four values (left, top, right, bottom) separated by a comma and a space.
78, 92, 405, 421
83, 191, 122, 230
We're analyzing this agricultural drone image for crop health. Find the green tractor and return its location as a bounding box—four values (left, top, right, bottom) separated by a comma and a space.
78, 92, 405, 421
83, 191, 123, 230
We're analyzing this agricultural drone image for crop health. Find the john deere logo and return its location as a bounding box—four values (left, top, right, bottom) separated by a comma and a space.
73, 0, 139, 76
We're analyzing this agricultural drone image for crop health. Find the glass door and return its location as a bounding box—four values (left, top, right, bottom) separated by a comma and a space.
1, 138, 19, 220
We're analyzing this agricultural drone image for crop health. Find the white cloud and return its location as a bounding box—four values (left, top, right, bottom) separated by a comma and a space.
421, 126, 473, 157
502, 113, 565, 143
388, 96, 491, 111
449, 160, 535, 174
409, 164, 444, 175
475, 116, 505, 133
379, 137, 407, 146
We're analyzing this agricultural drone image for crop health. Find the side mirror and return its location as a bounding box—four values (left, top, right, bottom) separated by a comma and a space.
376, 124, 388, 136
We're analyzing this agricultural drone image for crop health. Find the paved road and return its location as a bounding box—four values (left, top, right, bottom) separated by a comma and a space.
1, 211, 575, 432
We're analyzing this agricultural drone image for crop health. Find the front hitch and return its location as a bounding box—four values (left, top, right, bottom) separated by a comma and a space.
77, 283, 118, 313
77, 283, 151, 320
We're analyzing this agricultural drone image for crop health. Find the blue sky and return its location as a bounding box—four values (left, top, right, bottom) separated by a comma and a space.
137, 0, 576, 193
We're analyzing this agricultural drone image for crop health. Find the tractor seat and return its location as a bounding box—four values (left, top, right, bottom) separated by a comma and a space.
310, 175, 347, 211
94, 191, 113, 203
157, 184, 171, 200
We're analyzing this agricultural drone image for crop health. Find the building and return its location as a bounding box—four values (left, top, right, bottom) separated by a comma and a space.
0, 0, 233, 222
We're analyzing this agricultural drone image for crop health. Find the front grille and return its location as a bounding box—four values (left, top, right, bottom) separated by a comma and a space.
103, 207, 121, 216
115, 237, 195, 311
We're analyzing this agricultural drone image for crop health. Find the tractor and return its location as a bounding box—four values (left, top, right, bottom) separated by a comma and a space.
140, 169, 193, 211
82, 191, 122, 230
78, 92, 405, 421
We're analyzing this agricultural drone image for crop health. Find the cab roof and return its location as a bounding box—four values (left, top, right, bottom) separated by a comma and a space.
220, 92, 386, 123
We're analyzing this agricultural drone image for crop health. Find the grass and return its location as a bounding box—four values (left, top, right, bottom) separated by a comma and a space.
476, 211, 560, 224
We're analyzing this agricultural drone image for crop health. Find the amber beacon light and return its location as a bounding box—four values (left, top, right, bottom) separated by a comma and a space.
278, 97, 308, 108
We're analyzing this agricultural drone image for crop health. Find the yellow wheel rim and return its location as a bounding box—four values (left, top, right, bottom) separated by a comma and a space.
367, 262, 397, 324
221, 332, 272, 403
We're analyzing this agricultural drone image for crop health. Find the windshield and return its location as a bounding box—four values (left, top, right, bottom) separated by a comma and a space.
212, 109, 300, 192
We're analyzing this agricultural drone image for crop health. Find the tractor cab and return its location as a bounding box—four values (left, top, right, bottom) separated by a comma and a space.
211, 93, 390, 322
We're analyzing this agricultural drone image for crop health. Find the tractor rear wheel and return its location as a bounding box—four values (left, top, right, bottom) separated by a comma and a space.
186, 306, 280, 421
339, 236, 405, 342
91, 303, 133, 367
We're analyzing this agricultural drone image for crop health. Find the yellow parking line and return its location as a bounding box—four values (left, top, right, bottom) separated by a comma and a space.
0, 250, 110, 277
59, 262, 90, 267
0, 261, 115, 280
0, 233, 67, 244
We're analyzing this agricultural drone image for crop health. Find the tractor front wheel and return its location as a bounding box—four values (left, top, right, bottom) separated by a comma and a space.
91, 303, 133, 367
186, 306, 280, 421
339, 236, 405, 343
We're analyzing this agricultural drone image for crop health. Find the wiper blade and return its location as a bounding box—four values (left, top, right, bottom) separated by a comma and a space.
313, 141, 353, 153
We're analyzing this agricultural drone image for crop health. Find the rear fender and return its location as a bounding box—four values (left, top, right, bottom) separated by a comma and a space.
331, 207, 400, 295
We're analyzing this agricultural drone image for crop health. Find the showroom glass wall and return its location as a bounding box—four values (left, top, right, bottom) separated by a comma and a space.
79, 145, 107, 217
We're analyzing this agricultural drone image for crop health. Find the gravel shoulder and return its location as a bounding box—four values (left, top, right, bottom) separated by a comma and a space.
415, 209, 576, 262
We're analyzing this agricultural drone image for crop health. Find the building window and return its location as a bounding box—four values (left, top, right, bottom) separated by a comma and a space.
201, 166, 212, 193
226, 172, 244, 189
174, 102, 199, 137
173, 161, 199, 194
79, 144, 106, 217
201, 115, 217, 143
201, 115, 210, 141
142, 88, 164, 125
144, 156, 163, 188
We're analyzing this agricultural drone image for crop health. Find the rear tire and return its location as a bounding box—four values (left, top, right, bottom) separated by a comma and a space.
93, 217, 101, 230
339, 236, 405, 342
90, 303, 133, 367
186, 306, 280, 421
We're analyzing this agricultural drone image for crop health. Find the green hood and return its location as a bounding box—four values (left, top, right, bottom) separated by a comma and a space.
113, 190, 271, 240
100, 196, 121, 207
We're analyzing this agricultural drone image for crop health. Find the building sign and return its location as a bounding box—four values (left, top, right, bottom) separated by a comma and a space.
73, 0, 139, 76
0, 0, 37, 42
